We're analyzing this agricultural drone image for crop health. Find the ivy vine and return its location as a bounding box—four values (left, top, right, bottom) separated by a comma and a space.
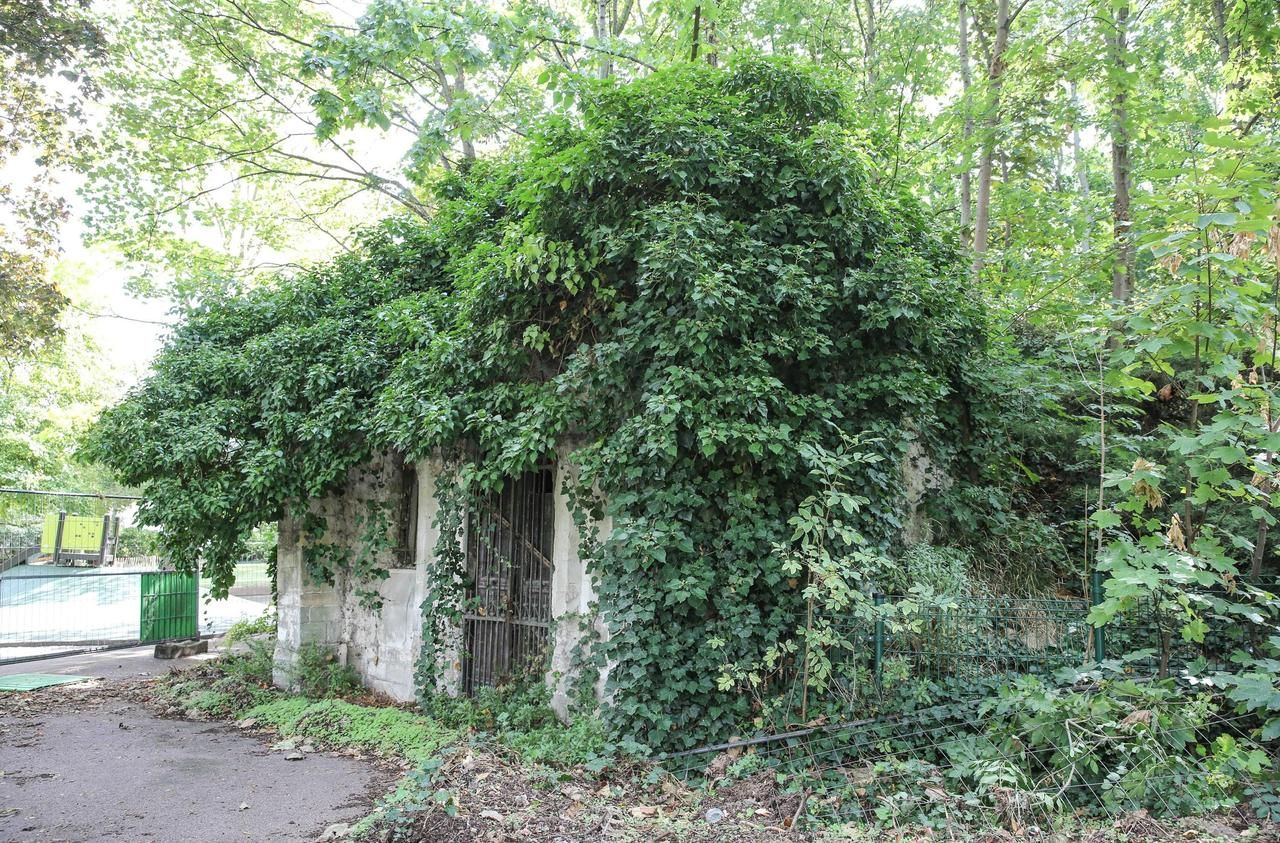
88, 57, 1003, 750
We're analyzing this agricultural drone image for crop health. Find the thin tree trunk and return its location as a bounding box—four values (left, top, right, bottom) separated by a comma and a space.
596, 0, 612, 78
691, 5, 701, 61
612, 0, 634, 36
1071, 80, 1091, 253
972, 0, 1012, 279
958, 0, 973, 236
1000, 154, 1013, 260
433, 60, 475, 164
1108, 1, 1133, 306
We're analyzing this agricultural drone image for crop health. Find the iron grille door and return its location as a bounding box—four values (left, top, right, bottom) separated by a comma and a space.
462, 467, 555, 694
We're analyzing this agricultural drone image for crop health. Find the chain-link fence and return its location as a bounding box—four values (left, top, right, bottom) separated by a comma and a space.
659, 694, 1272, 833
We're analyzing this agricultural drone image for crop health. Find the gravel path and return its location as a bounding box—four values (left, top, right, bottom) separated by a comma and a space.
0, 690, 376, 843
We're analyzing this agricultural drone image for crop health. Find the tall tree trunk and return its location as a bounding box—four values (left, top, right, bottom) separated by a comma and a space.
971, 0, 1011, 280
862, 0, 878, 89
691, 5, 701, 61
958, 0, 974, 236
1211, 0, 1231, 66
596, 0, 612, 78
1108, 0, 1133, 306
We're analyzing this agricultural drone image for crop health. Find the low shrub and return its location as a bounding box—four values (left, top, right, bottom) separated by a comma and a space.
421, 679, 607, 767
223, 611, 276, 647
291, 643, 360, 698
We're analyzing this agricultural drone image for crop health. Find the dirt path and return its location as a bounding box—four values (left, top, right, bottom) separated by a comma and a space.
0, 685, 377, 843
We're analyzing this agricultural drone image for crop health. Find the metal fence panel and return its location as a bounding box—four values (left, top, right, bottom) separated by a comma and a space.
140, 572, 198, 641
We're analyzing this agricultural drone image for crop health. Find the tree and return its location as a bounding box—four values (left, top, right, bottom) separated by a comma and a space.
970, 0, 1018, 279
1105, 0, 1133, 307
0, 0, 103, 364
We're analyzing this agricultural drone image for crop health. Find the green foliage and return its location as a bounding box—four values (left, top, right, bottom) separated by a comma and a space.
350, 757, 458, 839
969, 676, 1272, 817
222, 610, 276, 648
383, 58, 987, 750
159, 640, 278, 716
422, 680, 606, 767
242, 697, 460, 764
0, 0, 101, 366
83, 219, 440, 595
290, 643, 362, 699
89, 58, 992, 750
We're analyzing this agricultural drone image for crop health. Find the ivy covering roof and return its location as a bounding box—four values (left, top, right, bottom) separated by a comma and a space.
87, 56, 994, 748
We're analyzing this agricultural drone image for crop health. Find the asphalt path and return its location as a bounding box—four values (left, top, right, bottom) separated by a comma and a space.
0, 673, 375, 843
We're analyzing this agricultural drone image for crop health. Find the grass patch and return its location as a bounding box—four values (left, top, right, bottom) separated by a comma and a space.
157, 639, 606, 770
242, 697, 461, 764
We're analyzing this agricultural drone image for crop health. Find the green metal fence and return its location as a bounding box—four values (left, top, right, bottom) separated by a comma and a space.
140, 571, 199, 641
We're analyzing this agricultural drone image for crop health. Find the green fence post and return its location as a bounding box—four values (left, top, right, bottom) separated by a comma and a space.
873, 593, 885, 683
53, 511, 66, 565
1091, 569, 1106, 664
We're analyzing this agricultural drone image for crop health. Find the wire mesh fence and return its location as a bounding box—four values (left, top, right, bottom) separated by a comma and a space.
678, 576, 1280, 833
0, 560, 274, 663
806, 577, 1280, 710
0, 488, 277, 663
0, 487, 142, 571
659, 694, 1275, 834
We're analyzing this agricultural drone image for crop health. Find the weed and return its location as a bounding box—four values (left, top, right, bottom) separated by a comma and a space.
291, 643, 360, 698
421, 679, 607, 767
223, 610, 276, 647
185, 689, 235, 715
349, 757, 457, 840
241, 697, 460, 764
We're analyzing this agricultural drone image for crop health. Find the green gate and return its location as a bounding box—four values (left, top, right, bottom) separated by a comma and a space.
139, 571, 198, 641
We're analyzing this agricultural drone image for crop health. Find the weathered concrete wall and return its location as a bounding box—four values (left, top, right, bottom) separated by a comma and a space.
341, 568, 423, 701
900, 434, 952, 546
272, 513, 343, 690
273, 451, 420, 699
412, 457, 464, 697
547, 459, 611, 721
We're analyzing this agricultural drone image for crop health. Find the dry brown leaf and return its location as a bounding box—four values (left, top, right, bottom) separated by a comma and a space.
1167, 513, 1186, 551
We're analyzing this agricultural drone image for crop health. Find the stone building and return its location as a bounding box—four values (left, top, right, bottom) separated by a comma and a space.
272, 450, 609, 719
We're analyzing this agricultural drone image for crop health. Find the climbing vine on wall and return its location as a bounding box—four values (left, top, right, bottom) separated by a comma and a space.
414, 457, 471, 698
88, 58, 1001, 749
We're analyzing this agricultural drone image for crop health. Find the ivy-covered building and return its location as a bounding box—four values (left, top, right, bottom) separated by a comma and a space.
88, 57, 998, 750
271, 449, 615, 720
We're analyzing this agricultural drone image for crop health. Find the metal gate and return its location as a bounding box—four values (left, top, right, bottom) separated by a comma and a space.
462, 466, 555, 694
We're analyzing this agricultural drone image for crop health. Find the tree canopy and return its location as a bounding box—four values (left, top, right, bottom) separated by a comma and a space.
0, 0, 102, 364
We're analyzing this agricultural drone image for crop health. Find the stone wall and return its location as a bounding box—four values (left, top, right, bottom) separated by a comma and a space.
273, 450, 421, 700
273, 451, 608, 715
